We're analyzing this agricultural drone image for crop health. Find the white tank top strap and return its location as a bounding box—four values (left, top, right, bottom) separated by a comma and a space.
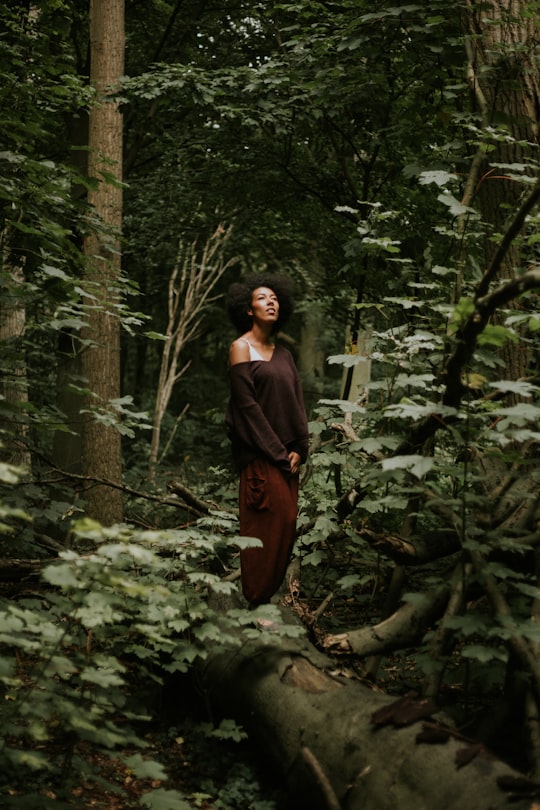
238, 338, 265, 362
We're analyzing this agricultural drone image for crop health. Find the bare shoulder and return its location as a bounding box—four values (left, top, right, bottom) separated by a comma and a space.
229, 337, 250, 366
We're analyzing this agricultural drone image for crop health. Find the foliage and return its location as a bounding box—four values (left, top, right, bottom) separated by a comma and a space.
0, 1, 152, 497
299, 261, 540, 702
0, 508, 303, 807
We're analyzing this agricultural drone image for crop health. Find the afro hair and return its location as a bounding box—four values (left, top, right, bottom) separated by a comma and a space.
226, 273, 295, 334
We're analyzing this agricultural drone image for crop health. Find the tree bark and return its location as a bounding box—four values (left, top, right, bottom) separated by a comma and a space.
202, 617, 532, 810
0, 263, 31, 471
322, 581, 452, 658
463, 0, 540, 382
80, 0, 125, 524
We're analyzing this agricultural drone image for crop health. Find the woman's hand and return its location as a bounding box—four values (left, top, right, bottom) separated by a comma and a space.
288, 451, 301, 475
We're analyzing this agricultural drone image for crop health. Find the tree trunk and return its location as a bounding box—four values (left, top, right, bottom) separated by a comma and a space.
0, 263, 31, 471
464, 0, 540, 381
80, 0, 125, 524
297, 296, 326, 410
202, 616, 532, 810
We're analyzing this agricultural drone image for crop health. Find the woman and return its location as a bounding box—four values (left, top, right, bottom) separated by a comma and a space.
225, 273, 309, 607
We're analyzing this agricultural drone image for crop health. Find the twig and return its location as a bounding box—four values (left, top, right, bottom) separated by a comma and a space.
27, 464, 222, 517
300, 746, 342, 810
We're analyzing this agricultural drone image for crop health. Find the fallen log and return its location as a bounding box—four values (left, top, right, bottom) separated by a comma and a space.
0, 558, 48, 582
202, 608, 533, 810
358, 527, 461, 564
322, 581, 451, 658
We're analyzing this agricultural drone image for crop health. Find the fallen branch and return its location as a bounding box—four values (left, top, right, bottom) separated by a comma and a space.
323, 581, 451, 658
167, 480, 220, 516
359, 528, 461, 565
17, 459, 225, 519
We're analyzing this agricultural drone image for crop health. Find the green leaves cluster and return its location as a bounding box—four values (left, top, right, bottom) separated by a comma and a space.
300, 269, 540, 698
0, 512, 274, 808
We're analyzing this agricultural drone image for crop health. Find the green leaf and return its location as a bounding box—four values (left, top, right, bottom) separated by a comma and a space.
318, 398, 366, 413
451, 297, 475, 324
488, 379, 537, 397
0, 462, 23, 484
361, 495, 408, 514
327, 354, 370, 368
381, 454, 434, 479
491, 403, 540, 427
193, 622, 223, 643
461, 644, 505, 663
201, 718, 248, 742
143, 331, 168, 341
302, 549, 325, 566
232, 535, 263, 549
384, 402, 456, 422
516, 619, 540, 643
41, 264, 70, 281
80, 667, 125, 688
336, 574, 363, 590
43, 656, 78, 677
383, 296, 424, 309
314, 515, 338, 535
437, 192, 475, 216
401, 591, 438, 608
124, 754, 168, 781
140, 788, 191, 809
432, 264, 458, 277
356, 437, 385, 453
42, 562, 81, 589
418, 170, 457, 186
443, 614, 490, 637
0, 655, 14, 678
512, 582, 540, 600
395, 373, 435, 389
4, 748, 52, 770
477, 325, 517, 347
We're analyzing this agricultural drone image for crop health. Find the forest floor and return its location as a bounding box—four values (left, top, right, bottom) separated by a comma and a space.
56, 569, 447, 809
5, 553, 494, 809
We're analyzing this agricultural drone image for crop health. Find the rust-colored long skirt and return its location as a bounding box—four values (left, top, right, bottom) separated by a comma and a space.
239, 457, 299, 607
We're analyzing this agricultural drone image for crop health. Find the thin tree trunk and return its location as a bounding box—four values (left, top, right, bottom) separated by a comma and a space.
80, 0, 125, 524
0, 262, 31, 471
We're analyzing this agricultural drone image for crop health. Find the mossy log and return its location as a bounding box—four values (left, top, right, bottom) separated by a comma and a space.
202, 616, 534, 810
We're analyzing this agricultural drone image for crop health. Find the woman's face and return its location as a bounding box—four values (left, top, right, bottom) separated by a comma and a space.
249, 286, 279, 326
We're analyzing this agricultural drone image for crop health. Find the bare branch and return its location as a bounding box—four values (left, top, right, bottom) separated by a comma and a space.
476, 179, 540, 299
149, 223, 239, 477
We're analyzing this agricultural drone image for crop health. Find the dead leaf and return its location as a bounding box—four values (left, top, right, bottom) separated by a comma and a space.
496, 774, 540, 795
371, 693, 436, 727
455, 742, 492, 768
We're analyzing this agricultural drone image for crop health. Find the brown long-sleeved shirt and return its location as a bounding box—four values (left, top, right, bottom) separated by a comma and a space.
225, 345, 309, 476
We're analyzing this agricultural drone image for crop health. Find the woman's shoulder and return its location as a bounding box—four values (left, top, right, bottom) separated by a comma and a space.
229, 336, 251, 366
